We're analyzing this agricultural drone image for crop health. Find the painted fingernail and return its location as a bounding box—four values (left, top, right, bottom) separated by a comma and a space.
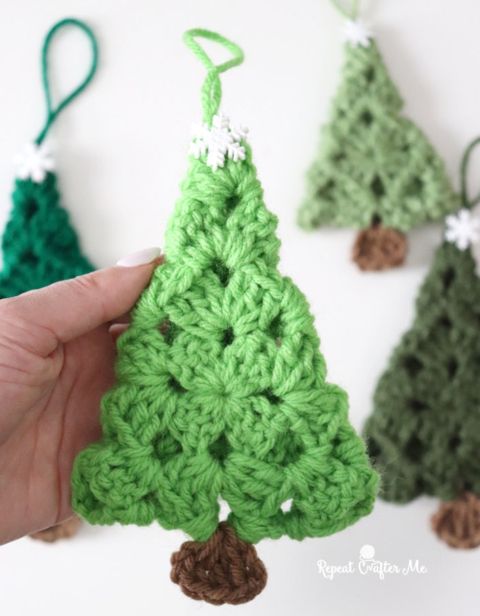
116, 247, 162, 267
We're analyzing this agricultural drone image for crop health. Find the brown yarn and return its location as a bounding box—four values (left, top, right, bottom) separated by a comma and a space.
352, 223, 407, 271
431, 493, 480, 549
170, 522, 267, 605
29, 515, 82, 543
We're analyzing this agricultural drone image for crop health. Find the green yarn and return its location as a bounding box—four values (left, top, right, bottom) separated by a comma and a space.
364, 140, 480, 504
330, 0, 359, 19
0, 18, 98, 298
183, 29, 244, 125
72, 29, 378, 545
298, 33, 456, 232
0, 174, 93, 297
36, 18, 98, 145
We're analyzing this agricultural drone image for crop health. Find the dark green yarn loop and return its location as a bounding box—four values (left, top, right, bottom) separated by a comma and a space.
36, 17, 98, 144
0, 173, 94, 298
183, 29, 244, 125
460, 136, 480, 209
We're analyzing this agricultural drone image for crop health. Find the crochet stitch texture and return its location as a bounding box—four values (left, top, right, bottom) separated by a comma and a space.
364, 136, 480, 550
365, 241, 480, 503
72, 30, 378, 548
0, 174, 93, 297
298, 39, 455, 232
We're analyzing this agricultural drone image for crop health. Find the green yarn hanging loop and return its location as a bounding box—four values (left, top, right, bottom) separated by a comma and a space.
331, 0, 359, 19
460, 136, 480, 209
183, 29, 244, 125
35, 17, 98, 144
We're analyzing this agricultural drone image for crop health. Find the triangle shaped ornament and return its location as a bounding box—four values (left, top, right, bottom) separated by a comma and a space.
298, 0, 456, 271
72, 28, 378, 605
0, 18, 98, 299
365, 137, 480, 548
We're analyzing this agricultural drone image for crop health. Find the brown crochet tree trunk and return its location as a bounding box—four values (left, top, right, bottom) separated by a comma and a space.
29, 515, 82, 543
352, 223, 407, 271
431, 493, 480, 549
171, 522, 267, 605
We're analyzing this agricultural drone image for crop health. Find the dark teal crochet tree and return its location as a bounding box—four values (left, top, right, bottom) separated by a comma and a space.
0, 19, 98, 544
0, 173, 93, 298
0, 19, 98, 300
298, 1, 455, 270
365, 138, 480, 549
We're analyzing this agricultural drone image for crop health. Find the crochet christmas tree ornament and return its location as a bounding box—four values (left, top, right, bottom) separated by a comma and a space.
0, 18, 99, 541
72, 29, 378, 605
0, 18, 97, 299
364, 137, 480, 549
298, 0, 456, 271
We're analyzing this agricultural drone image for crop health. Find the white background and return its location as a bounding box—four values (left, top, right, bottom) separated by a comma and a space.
1, 1, 480, 615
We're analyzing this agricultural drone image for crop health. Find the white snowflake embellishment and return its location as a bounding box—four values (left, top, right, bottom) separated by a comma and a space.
190, 112, 248, 171
14, 142, 55, 183
342, 19, 373, 48
445, 208, 480, 250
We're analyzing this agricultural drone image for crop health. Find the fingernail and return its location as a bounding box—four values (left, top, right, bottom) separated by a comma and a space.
116, 247, 162, 267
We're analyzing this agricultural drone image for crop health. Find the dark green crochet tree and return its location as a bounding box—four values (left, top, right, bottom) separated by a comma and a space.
72, 30, 378, 606
0, 173, 93, 298
0, 18, 97, 299
365, 138, 480, 549
298, 4, 455, 271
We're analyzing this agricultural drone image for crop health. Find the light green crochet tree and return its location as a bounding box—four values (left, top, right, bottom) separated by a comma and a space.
72, 30, 378, 606
298, 1, 456, 270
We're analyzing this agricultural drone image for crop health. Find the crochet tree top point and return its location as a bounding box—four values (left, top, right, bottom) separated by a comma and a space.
71, 29, 378, 605
0, 18, 98, 299
298, 1, 456, 270
364, 137, 480, 550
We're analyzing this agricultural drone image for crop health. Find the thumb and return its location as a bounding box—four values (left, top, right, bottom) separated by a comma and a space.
0, 247, 162, 356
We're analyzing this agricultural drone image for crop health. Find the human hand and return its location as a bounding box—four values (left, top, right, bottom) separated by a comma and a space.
0, 248, 162, 544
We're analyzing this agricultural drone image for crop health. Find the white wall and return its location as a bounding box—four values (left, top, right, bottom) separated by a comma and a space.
1, 1, 480, 615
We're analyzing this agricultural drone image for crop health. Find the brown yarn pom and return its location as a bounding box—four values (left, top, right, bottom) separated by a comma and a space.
352, 223, 407, 271
171, 522, 267, 605
29, 516, 82, 543
431, 493, 480, 549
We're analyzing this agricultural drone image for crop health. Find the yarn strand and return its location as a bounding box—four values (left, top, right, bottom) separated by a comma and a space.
183, 29, 244, 124
460, 136, 480, 209
35, 17, 98, 144
330, 0, 360, 19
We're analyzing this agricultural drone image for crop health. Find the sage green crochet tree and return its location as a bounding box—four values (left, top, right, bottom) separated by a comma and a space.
298, 1, 455, 271
0, 19, 98, 544
365, 138, 480, 549
72, 30, 378, 606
